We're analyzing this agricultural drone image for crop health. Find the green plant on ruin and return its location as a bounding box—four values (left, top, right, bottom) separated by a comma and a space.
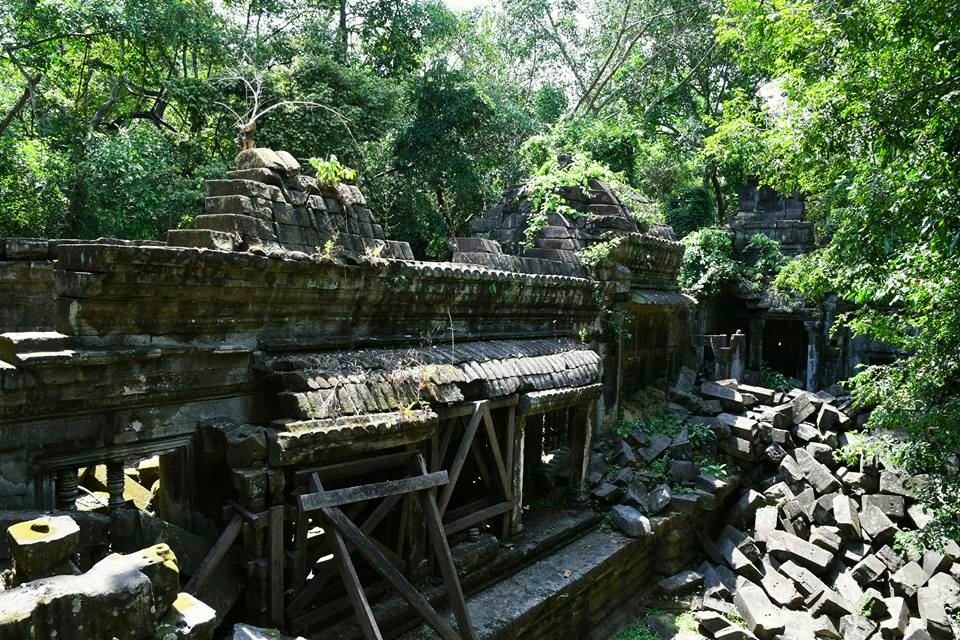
680, 229, 788, 298
701, 462, 728, 480
609, 618, 659, 640
760, 362, 791, 390
679, 227, 741, 297
687, 421, 713, 448
310, 154, 357, 187
727, 611, 747, 629
741, 233, 789, 288
649, 456, 669, 483
362, 242, 387, 265
603, 307, 632, 342
578, 237, 624, 269
318, 231, 341, 262
517, 144, 631, 248
673, 612, 698, 633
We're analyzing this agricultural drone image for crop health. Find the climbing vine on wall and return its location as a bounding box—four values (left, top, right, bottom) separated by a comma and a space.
679, 229, 788, 297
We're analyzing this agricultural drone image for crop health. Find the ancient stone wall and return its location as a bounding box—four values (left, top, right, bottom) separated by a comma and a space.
0, 148, 698, 639
732, 178, 813, 257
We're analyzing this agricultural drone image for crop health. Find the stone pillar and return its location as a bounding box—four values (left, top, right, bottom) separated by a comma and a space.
568, 404, 593, 504
805, 321, 819, 392
510, 415, 526, 538
729, 330, 746, 381
55, 467, 79, 511
748, 318, 765, 371
107, 461, 126, 510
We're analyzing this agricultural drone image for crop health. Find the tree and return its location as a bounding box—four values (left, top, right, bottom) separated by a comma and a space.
713, 0, 960, 547
392, 63, 495, 255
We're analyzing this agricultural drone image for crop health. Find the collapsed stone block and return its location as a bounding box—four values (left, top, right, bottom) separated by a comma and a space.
891, 561, 929, 598
766, 530, 833, 574
647, 484, 671, 514
916, 585, 952, 638
832, 494, 863, 539
733, 576, 785, 639
0, 544, 181, 640
759, 557, 803, 607
839, 614, 878, 640
7, 515, 79, 584
656, 569, 704, 595
154, 592, 217, 640
880, 596, 909, 639
610, 504, 651, 537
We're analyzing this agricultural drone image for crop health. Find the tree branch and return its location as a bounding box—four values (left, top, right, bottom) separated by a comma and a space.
641, 40, 718, 120
0, 73, 41, 136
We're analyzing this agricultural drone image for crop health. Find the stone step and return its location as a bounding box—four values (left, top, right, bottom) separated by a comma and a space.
0, 331, 73, 363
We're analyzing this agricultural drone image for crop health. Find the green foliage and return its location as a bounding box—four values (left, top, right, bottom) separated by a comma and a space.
679, 227, 741, 297
701, 462, 728, 480
77, 125, 208, 240
518, 151, 627, 247
0, 137, 68, 238
760, 363, 791, 390
680, 229, 787, 297
687, 421, 713, 448
578, 237, 624, 269
742, 233, 789, 287
309, 155, 357, 186
665, 187, 713, 239
715, 0, 960, 545
392, 62, 497, 255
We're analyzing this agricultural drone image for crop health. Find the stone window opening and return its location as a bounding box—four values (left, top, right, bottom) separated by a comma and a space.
522, 407, 580, 510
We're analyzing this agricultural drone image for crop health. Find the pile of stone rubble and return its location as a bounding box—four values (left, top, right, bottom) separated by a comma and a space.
643, 378, 960, 640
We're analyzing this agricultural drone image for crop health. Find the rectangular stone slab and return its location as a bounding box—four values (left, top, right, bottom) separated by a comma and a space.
733, 577, 785, 639
766, 530, 834, 573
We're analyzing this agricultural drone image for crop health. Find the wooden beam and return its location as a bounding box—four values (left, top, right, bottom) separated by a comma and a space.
288, 493, 404, 616
290, 581, 390, 634
435, 395, 518, 420
322, 506, 462, 640
438, 402, 484, 516
443, 497, 491, 525
294, 451, 418, 482
185, 515, 242, 594
415, 454, 477, 640
269, 505, 285, 627
299, 472, 448, 512
481, 404, 514, 502
444, 501, 515, 537
312, 475, 383, 640
469, 439, 498, 497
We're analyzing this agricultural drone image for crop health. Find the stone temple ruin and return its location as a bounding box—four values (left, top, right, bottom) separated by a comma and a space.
0, 149, 952, 640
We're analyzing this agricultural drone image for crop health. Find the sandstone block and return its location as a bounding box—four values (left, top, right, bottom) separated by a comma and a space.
766, 530, 834, 573
891, 561, 928, 598
657, 569, 704, 595
880, 596, 909, 639
733, 577, 785, 639
851, 554, 887, 586
647, 484, 671, 514
860, 503, 898, 543
154, 592, 217, 640
839, 614, 878, 640
833, 494, 863, 539
879, 469, 923, 499
235, 148, 286, 172
7, 515, 79, 583
610, 504, 651, 537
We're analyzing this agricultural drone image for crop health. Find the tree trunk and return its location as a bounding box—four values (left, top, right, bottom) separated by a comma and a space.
338, 0, 348, 60
710, 164, 726, 225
